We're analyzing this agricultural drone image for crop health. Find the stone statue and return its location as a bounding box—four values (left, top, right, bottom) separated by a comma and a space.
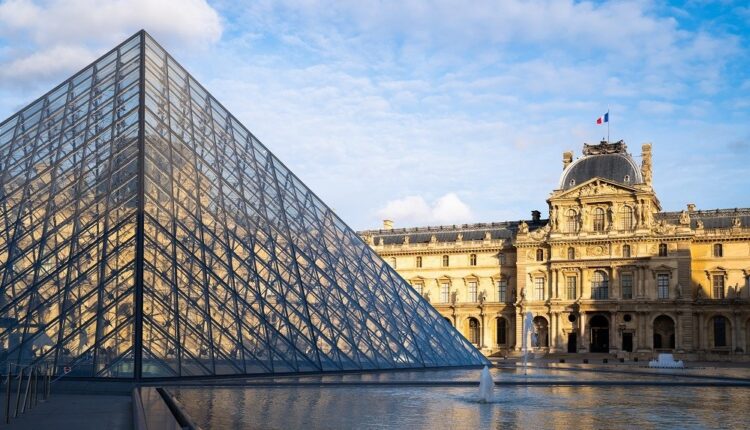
450, 291, 458, 305
479, 291, 486, 305
641, 143, 653, 186
550, 206, 559, 230
676, 283, 683, 298
679, 210, 690, 225
608, 205, 615, 229
403, 235, 410, 245
519, 221, 529, 234
634, 201, 642, 227
733, 216, 742, 228
695, 285, 704, 300
424, 291, 431, 303
696, 219, 704, 229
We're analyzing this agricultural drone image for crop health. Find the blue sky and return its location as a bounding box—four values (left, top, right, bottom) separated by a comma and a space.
1, 0, 748, 230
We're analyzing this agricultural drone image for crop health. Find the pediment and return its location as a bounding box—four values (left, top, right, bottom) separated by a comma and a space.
553, 178, 639, 200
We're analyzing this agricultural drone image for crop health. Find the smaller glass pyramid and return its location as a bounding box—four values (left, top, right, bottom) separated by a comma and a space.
0, 31, 488, 379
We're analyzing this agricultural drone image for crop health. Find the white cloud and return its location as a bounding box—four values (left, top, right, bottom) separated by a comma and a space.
377, 193, 473, 226
0, 45, 94, 82
0, 0, 222, 84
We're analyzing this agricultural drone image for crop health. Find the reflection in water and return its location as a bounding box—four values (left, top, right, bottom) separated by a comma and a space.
173, 383, 750, 429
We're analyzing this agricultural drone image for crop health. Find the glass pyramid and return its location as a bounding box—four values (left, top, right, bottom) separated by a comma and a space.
0, 31, 488, 379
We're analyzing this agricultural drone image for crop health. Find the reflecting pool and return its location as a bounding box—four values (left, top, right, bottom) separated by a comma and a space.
170, 366, 750, 429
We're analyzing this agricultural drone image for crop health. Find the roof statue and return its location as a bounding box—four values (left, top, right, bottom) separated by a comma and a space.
0, 31, 487, 379
582, 140, 627, 155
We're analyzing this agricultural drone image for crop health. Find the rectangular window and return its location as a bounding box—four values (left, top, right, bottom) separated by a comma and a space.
414, 283, 424, 296
621, 273, 633, 299
657, 274, 669, 299
713, 275, 724, 299
566, 276, 577, 300
468, 281, 478, 302
441, 283, 450, 303
499, 254, 506, 266
534, 277, 545, 301
498, 280, 507, 303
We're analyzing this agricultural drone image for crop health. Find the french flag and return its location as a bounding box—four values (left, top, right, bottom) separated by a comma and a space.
596, 112, 609, 124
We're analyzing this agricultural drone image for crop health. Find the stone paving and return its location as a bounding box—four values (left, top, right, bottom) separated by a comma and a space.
0, 394, 132, 429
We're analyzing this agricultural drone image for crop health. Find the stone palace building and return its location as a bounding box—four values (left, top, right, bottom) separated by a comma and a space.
359, 141, 750, 360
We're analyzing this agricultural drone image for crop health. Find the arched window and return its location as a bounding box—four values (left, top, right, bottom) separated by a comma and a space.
567, 209, 577, 233
497, 318, 507, 345
713, 316, 729, 347
658, 243, 668, 257
468, 318, 480, 344
416, 256, 422, 268
389, 257, 397, 268
470, 253, 477, 266
713, 243, 723, 258
620, 206, 633, 230
593, 208, 605, 232
591, 270, 609, 299
536, 249, 544, 262
567, 247, 575, 260
442, 255, 449, 267
623, 244, 631, 258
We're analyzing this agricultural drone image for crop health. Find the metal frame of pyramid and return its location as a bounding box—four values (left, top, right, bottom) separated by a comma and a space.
0, 31, 488, 380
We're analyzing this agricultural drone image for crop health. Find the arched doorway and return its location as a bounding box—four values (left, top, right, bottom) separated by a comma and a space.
532, 316, 549, 348
589, 315, 609, 352
653, 315, 675, 350
710, 315, 731, 348
496, 317, 508, 346
467, 317, 480, 345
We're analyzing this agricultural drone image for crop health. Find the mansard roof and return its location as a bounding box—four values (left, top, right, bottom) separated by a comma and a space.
360, 219, 548, 244
657, 208, 750, 229
559, 141, 643, 190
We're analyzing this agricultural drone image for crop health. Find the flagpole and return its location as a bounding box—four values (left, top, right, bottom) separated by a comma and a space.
607, 107, 610, 143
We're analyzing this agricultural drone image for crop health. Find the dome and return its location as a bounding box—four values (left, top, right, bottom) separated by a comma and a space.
559, 144, 642, 190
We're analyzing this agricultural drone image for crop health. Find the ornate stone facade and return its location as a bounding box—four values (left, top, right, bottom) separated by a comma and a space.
359, 142, 750, 360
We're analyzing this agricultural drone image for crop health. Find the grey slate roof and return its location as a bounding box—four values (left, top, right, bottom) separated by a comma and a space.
656, 208, 750, 229
560, 153, 643, 190
359, 219, 548, 244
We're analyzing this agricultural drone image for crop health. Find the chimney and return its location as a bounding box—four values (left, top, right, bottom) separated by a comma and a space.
383, 219, 394, 230
531, 210, 541, 223
641, 143, 652, 187
562, 151, 573, 170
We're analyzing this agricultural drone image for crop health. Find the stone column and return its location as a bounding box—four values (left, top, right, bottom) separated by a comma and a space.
734, 312, 741, 353
554, 269, 559, 299
515, 308, 524, 351
549, 311, 557, 352
579, 312, 588, 352
580, 269, 587, 300
675, 312, 683, 352
612, 266, 619, 299
609, 311, 618, 353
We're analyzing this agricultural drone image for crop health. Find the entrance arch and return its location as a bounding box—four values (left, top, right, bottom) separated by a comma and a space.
532, 316, 549, 348
467, 317, 480, 345
653, 315, 675, 350
589, 314, 609, 352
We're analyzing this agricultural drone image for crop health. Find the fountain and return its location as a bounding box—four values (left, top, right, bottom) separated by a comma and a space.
478, 366, 494, 403
521, 312, 535, 373
648, 353, 685, 368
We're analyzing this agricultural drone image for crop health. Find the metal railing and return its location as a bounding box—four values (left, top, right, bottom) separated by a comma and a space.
3, 362, 53, 424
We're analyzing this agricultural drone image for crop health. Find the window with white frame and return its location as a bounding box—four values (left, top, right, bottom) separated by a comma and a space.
498, 279, 507, 303
713, 243, 723, 258
441, 283, 450, 303
468, 281, 478, 302
470, 254, 477, 266
416, 256, 422, 268
657, 274, 669, 299
534, 277, 545, 300
713, 274, 725, 299
621, 273, 633, 299
442, 255, 449, 267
